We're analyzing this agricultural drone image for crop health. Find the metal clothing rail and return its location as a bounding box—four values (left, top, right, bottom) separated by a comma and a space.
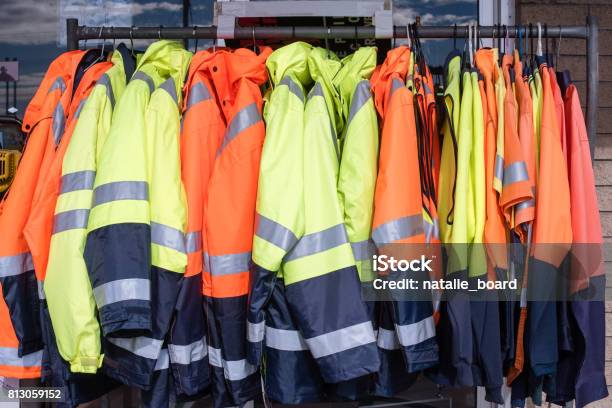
66, 16, 599, 156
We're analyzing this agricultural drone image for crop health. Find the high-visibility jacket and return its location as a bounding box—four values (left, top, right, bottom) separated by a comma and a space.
0, 50, 88, 379
171, 49, 218, 399
563, 79, 608, 408
550, 67, 566, 155
84, 40, 191, 389
197, 46, 271, 408
45, 46, 132, 374
528, 57, 572, 378
370, 46, 438, 372
249, 45, 379, 389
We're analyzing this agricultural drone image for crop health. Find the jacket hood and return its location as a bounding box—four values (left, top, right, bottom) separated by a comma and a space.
266, 41, 313, 88
308, 47, 343, 134
135, 40, 192, 94
370, 46, 411, 116
474, 48, 497, 83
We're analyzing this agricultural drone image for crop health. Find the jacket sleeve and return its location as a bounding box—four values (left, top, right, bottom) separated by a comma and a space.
247, 75, 305, 365
45, 75, 117, 373
84, 71, 154, 337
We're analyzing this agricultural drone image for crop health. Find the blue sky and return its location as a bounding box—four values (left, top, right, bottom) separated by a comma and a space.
0, 0, 475, 116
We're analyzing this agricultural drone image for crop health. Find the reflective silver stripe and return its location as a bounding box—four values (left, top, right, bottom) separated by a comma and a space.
186, 82, 211, 111
53, 209, 90, 234
132, 71, 155, 94
351, 239, 375, 262
494, 154, 504, 182
203, 252, 210, 273
280, 76, 304, 103
74, 98, 88, 119
520, 287, 527, 308
390, 78, 404, 96
226, 401, 255, 408
207, 346, 257, 381
93, 181, 148, 206
93, 278, 150, 307
218, 103, 261, 155
97, 73, 115, 108
185, 231, 202, 254
394, 316, 436, 347
61, 170, 96, 194
503, 161, 529, 186
348, 80, 371, 126
0, 253, 33, 278
168, 338, 208, 365
423, 82, 433, 95
305, 321, 376, 359
209, 252, 251, 276
52, 102, 65, 144
516, 199, 535, 212
0, 348, 43, 368
155, 348, 169, 371
151, 222, 186, 254
159, 77, 178, 106
285, 223, 348, 262
107, 336, 162, 360
308, 83, 340, 161
308, 82, 324, 100
372, 215, 423, 247
48, 76, 66, 94
247, 321, 265, 343
37, 280, 45, 300
256, 214, 298, 252
377, 327, 400, 350
265, 326, 308, 351
423, 218, 439, 244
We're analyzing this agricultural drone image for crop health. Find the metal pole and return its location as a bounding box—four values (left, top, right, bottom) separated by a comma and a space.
5, 82, 8, 115
587, 15, 599, 158
67, 18, 79, 51
182, 0, 190, 49
12, 81, 16, 112
73, 24, 590, 40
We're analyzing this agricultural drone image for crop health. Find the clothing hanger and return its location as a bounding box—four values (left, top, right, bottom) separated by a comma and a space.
556, 25, 562, 69
130, 26, 136, 57
193, 26, 199, 52
84, 26, 106, 72
158, 25, 163, 40
469, 23, 474, 68
453, 24, 457, 50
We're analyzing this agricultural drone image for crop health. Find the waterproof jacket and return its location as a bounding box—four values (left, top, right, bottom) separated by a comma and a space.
370, 46, 438, 373
0, 50, 87, 379
84, 40, 191, 389
44, 46, 132, 374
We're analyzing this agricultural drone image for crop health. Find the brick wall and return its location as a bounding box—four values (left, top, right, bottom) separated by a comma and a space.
517, 1, 612, 406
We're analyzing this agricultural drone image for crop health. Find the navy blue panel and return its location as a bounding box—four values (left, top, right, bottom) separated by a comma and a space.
0, 270, 42, 356
284, 265, 371, 338
374, 348, 418, 397
85, 223, 151, 284
210, 366, 235, 408
248, 263, 277, 325
141, 368, 170, 408
444, 270, 473, 387
150, 266, 182, 337
98, 300, 151, 336
101, 337, 157, 389
527, 257, 558, 377
331, 373, 374, 401
316, 341, 379, 384
266, 279, 297, 330
265, 348, 324, 404
171, 358, 210, 397
39, 302, 119, 407
210, 295, 248, 361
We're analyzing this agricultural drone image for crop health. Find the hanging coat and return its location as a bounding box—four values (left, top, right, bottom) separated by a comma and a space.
370, 46, 438, 374
200, 46, 271, 408
84, 40, 191, 389
249, 45, 379, 394
0, 50, 87, 379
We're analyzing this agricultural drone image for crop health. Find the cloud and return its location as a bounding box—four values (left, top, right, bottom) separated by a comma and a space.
0, 71, 46, 113
393, 7, 476, 27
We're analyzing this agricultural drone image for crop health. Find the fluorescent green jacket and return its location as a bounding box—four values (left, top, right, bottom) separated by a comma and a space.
438, 53, 461, 243
334, 47, 379, 282
45, 46, 132, 373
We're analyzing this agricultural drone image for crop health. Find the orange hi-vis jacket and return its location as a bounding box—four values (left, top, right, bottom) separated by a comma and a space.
500, 55, 534, 239
371, 46, 438, 372
24, 58, 112, 286
0, 50, 88, 378
550, 66, 567, 157
475, 49, 508, 273
188, 47, 271, 407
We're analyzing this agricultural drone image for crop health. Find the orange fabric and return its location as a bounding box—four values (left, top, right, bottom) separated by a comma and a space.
532, 63, 572, 266
500, 55, 534, 240
565, 84, 604, 294
371, 47, 425, 246
182, 48, 271, 298
24, 61, 112, 281
0, 50, 87, 379
475, 49, 508, 272
550, 67, 567, 158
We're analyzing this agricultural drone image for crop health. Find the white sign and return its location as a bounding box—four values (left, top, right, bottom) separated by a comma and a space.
0, 61, 18, 82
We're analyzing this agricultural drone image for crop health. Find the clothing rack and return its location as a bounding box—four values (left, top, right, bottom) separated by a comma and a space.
65, 16, 599, 157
